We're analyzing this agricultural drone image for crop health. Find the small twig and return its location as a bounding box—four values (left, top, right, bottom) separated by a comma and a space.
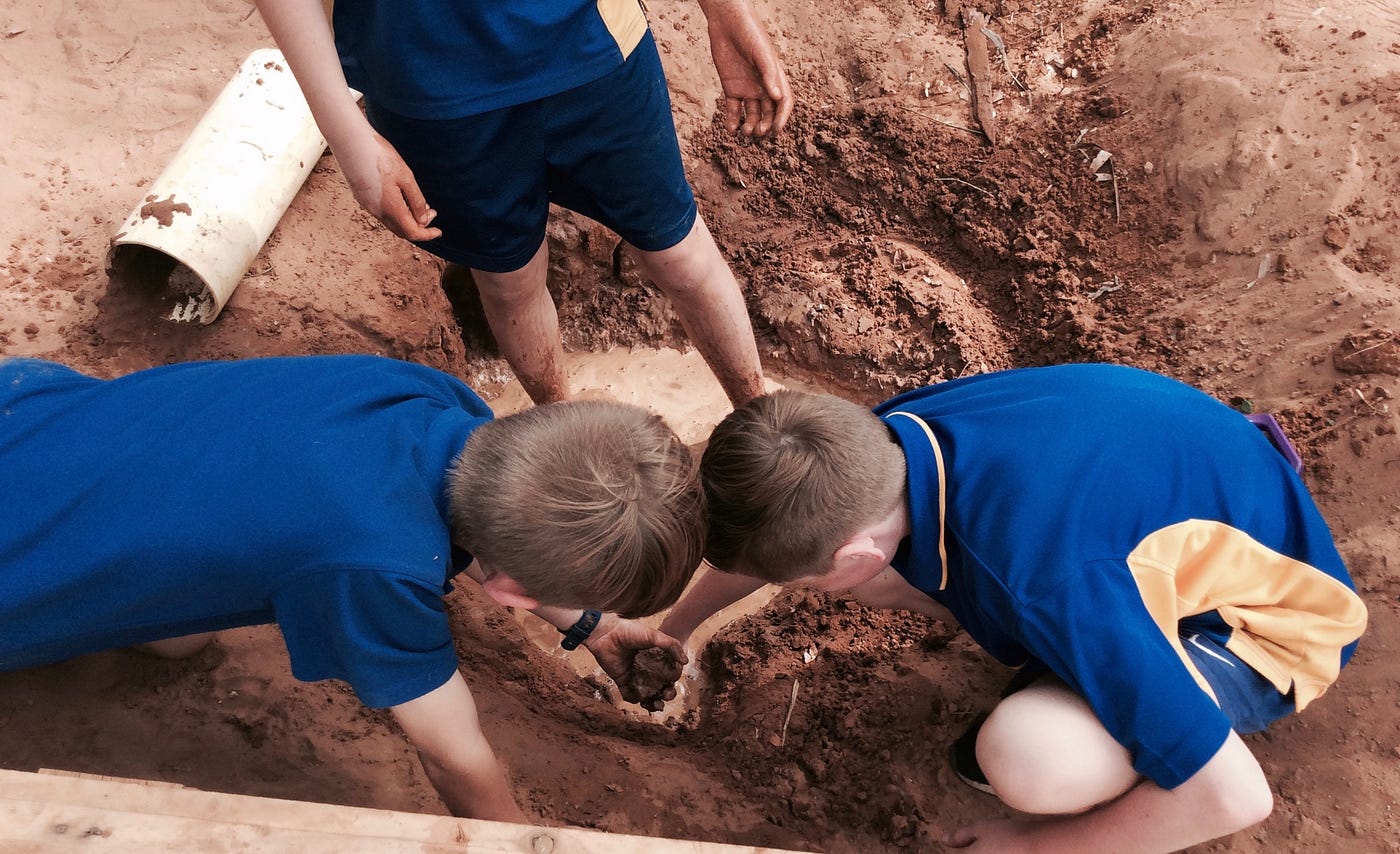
934, 176, 992, 195
1296, 415, 1362, 445
103, 44, 136, 66
889, 103, 985, 138
1086, 276, 1123, 300
944, 62, 970, 94
930, 117, 986, 136
779, 678, 801, 748
1346, 332, 1396, 357
980, 25, 1029, 95
1354, 387, 1387, 416
1111, 169, 1121, 222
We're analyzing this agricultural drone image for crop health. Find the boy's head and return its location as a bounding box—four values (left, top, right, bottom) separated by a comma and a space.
700, 389, 905, 583
449, 401, 704, 619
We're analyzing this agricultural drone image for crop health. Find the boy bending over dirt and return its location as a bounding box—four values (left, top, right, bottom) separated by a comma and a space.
253, 0, 791, 406
653, 363, 1367, 852
0, 354, 701, 822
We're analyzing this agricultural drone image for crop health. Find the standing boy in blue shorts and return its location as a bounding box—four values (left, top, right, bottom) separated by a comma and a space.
253, 0, 792, 406
654, 363, 1367, 851
0, 354, 702, 822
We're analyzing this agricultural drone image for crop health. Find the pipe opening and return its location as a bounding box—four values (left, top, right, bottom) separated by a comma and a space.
106, 243, 218, 324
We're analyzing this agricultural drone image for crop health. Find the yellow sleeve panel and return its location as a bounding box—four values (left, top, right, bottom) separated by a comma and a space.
1127, 520, 1368, 711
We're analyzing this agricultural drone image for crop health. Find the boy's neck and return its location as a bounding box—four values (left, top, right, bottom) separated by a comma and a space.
868, 494, 912, 559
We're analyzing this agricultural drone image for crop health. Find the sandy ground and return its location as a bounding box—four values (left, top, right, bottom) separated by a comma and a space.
2, 0, 1399, 851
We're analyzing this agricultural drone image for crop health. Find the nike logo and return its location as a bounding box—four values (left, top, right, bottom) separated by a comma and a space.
1186, 634, 1236, 667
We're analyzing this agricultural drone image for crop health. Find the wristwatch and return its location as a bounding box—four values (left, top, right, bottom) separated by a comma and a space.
559, 609, 602, 650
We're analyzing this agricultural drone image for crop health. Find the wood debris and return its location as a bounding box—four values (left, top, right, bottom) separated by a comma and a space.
779, 678, 802, 748
960, 8, 998, 146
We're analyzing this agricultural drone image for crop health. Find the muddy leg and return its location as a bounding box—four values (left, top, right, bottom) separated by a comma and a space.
471, 238, 570, 404
630, 216, 765, 406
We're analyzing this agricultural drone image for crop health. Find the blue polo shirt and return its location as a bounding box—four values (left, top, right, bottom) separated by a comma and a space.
876, 364, 1366, 789
333, 0, 651, 119
0, 355, 492, 708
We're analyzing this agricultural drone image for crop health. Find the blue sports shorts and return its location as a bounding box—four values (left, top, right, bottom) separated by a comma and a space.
365, 31, 698, 273
1180, 631, 1295, 734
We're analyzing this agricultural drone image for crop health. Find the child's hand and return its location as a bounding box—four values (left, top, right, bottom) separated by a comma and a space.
369, 133, 442, 241
942, 818, 1035, 852
701, 0, 793, 137
340, 132, 442, 242
583, 616, 688, 709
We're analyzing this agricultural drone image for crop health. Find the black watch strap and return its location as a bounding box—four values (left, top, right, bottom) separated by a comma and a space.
559, 609, 602, 650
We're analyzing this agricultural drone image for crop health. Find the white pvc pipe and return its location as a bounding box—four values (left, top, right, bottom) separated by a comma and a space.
108, 49, 333, 324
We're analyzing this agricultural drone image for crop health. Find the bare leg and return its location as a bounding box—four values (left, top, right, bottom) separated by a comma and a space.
630, 216, 765, 406
471, 238, 569, 404
977, 677, 1140, 814
139, 632, 215, 659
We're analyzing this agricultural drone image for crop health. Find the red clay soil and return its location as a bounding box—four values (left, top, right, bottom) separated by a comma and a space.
2, 1, 1398, 852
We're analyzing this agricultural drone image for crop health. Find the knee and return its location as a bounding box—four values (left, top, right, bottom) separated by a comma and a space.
632, 222, 723, 294
473, 272, 547, 309
977, 688, 1137, 814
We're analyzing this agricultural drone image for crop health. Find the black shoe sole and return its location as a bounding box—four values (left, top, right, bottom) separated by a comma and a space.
949, 713, 996, 795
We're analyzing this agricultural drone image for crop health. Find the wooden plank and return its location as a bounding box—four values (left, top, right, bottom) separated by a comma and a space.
37, 769, 186, 789
0, 769, 804, 853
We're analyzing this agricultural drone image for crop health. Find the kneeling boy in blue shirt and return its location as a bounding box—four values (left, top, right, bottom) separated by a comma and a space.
657, 363, 1367, 852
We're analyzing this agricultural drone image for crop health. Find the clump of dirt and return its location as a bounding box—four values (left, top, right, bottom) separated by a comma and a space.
621, 647, 684, 712
1333, 330, 1400, 376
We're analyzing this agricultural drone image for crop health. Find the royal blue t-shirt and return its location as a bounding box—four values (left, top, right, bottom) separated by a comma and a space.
876, 364, 1366, 789
333, 0, 651, 119
0, 355, 492, 708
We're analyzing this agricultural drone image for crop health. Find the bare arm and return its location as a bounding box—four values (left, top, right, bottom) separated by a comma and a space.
847, 567, 955, 622
946, 731, 1273, 853
251, 0, 441, 240
658, 565, 768, 645
390, 672, 528, 822
695, 0, 793, 137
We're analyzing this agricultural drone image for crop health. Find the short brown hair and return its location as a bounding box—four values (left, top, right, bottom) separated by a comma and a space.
701, 390, 904, 582
449, 401, 704, 619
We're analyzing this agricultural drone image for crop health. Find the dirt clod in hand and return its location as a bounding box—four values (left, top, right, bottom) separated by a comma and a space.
622, 647, 682, 712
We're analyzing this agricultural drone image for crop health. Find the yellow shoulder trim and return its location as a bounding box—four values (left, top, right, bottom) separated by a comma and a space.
887, 412, 948, 591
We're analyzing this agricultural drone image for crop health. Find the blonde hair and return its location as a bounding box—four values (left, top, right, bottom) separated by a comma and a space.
701, 390, 904, 582
449, 401, 704, 618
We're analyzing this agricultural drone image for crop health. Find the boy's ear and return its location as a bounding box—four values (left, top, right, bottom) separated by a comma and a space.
479, 572, 541, 611
819, 535, 891, 591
